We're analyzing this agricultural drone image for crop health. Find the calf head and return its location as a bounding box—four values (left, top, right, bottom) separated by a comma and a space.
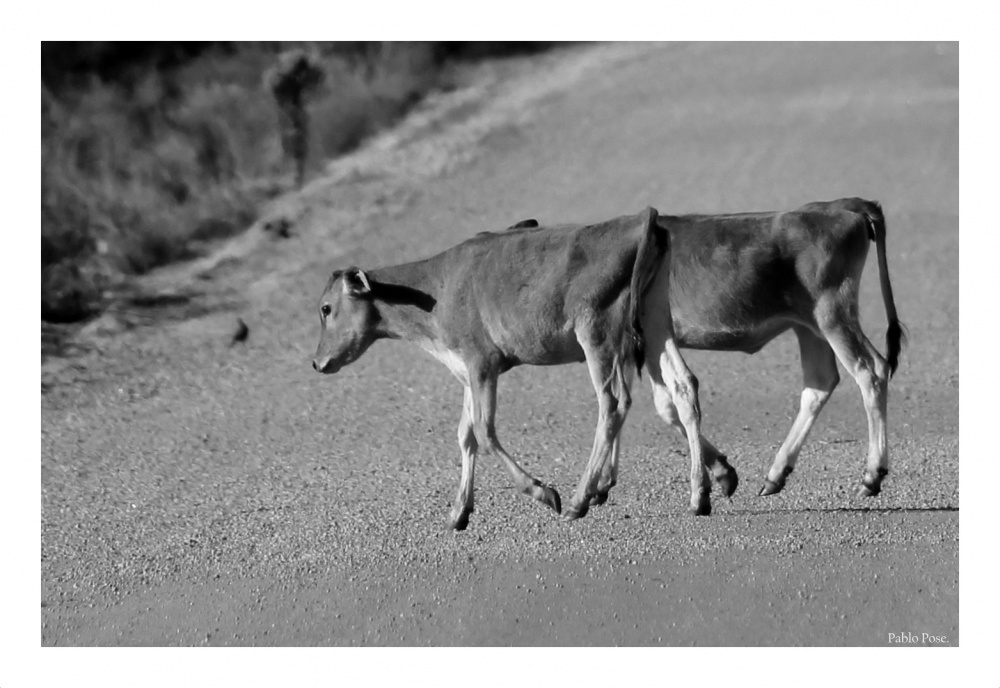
312, 267, 379, 374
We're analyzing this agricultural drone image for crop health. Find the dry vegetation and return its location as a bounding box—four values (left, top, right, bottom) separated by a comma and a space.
41, 42, 553, 323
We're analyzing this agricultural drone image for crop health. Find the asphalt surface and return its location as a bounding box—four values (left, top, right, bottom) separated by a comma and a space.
40, 42, 958, 647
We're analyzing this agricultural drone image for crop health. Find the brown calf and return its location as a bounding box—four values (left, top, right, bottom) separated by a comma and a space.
593, 197, 903, 503
312, 208, 705, 529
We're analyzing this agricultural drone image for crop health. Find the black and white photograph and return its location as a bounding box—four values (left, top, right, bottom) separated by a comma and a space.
14, 10, 990, 685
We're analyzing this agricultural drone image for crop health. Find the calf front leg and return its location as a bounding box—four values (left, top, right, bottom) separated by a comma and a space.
469, 367, 562, 516
760, 326, 839, 496
447, 386, 478, 531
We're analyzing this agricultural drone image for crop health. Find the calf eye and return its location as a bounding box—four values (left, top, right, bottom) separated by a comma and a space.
321, 305, 332, 317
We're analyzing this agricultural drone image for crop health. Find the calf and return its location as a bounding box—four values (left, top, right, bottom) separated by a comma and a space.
312, 208, 705, 530
589, 197, 904, 504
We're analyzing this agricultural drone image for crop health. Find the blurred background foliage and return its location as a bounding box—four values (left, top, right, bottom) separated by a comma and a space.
41, 42, 555, 322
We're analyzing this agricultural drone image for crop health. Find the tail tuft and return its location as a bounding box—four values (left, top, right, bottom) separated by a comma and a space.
631, 330, 645, 378
885, 319, 909, 378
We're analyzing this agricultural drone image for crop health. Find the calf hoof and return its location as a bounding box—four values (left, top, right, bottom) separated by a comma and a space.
539, 484, 562, 514
589, 490, 609, 507
447, 509, 471, 531
689, 492, 712, 516
759, 467, 792, 496
758, 479, 784, 497
563, 501, 590, 521
716, 462, 739, 498
859, 468, 888, 497
858, 483, 880, 497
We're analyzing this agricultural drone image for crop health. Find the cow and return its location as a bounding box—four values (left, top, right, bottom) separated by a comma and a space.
583, 197, 905, 505
312, 208, 708, 530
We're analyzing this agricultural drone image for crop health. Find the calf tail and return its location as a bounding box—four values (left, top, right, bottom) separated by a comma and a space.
628, 206, 669, 378
866, 201, 907, 377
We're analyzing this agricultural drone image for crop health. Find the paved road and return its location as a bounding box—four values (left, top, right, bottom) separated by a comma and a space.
41, 42, 958, 647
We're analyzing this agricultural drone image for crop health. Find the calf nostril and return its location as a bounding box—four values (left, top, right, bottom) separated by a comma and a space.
312, 360, 319, 371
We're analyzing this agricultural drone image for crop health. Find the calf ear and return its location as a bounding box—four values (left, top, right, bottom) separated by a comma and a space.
507, 219, 538, 229
342, 267, 372, 295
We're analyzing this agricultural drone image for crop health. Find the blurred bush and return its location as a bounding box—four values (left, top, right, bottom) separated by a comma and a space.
41, 42, 558, 322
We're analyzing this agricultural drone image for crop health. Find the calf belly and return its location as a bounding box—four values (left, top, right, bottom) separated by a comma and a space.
492, 323, 589, 367
673, 319, 794, 353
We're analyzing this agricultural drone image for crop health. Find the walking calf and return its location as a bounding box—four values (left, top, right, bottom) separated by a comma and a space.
312, 208, 706, 530
589, 197, 905, 503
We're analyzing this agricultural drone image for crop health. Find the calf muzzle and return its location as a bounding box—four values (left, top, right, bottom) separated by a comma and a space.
312, 357, 339, 374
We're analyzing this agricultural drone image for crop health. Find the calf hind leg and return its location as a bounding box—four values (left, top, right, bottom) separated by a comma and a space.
566, 344, 634, 520
588, 435, 619, 507
642, 287, 717, 514
651, 340, 713, 515
713, 448, 740, 498
587, 422, 731, 508
759, 326, 840, 496
649, 385, 739, 500
816, 316, 891, 497
469, 370, 562, 516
